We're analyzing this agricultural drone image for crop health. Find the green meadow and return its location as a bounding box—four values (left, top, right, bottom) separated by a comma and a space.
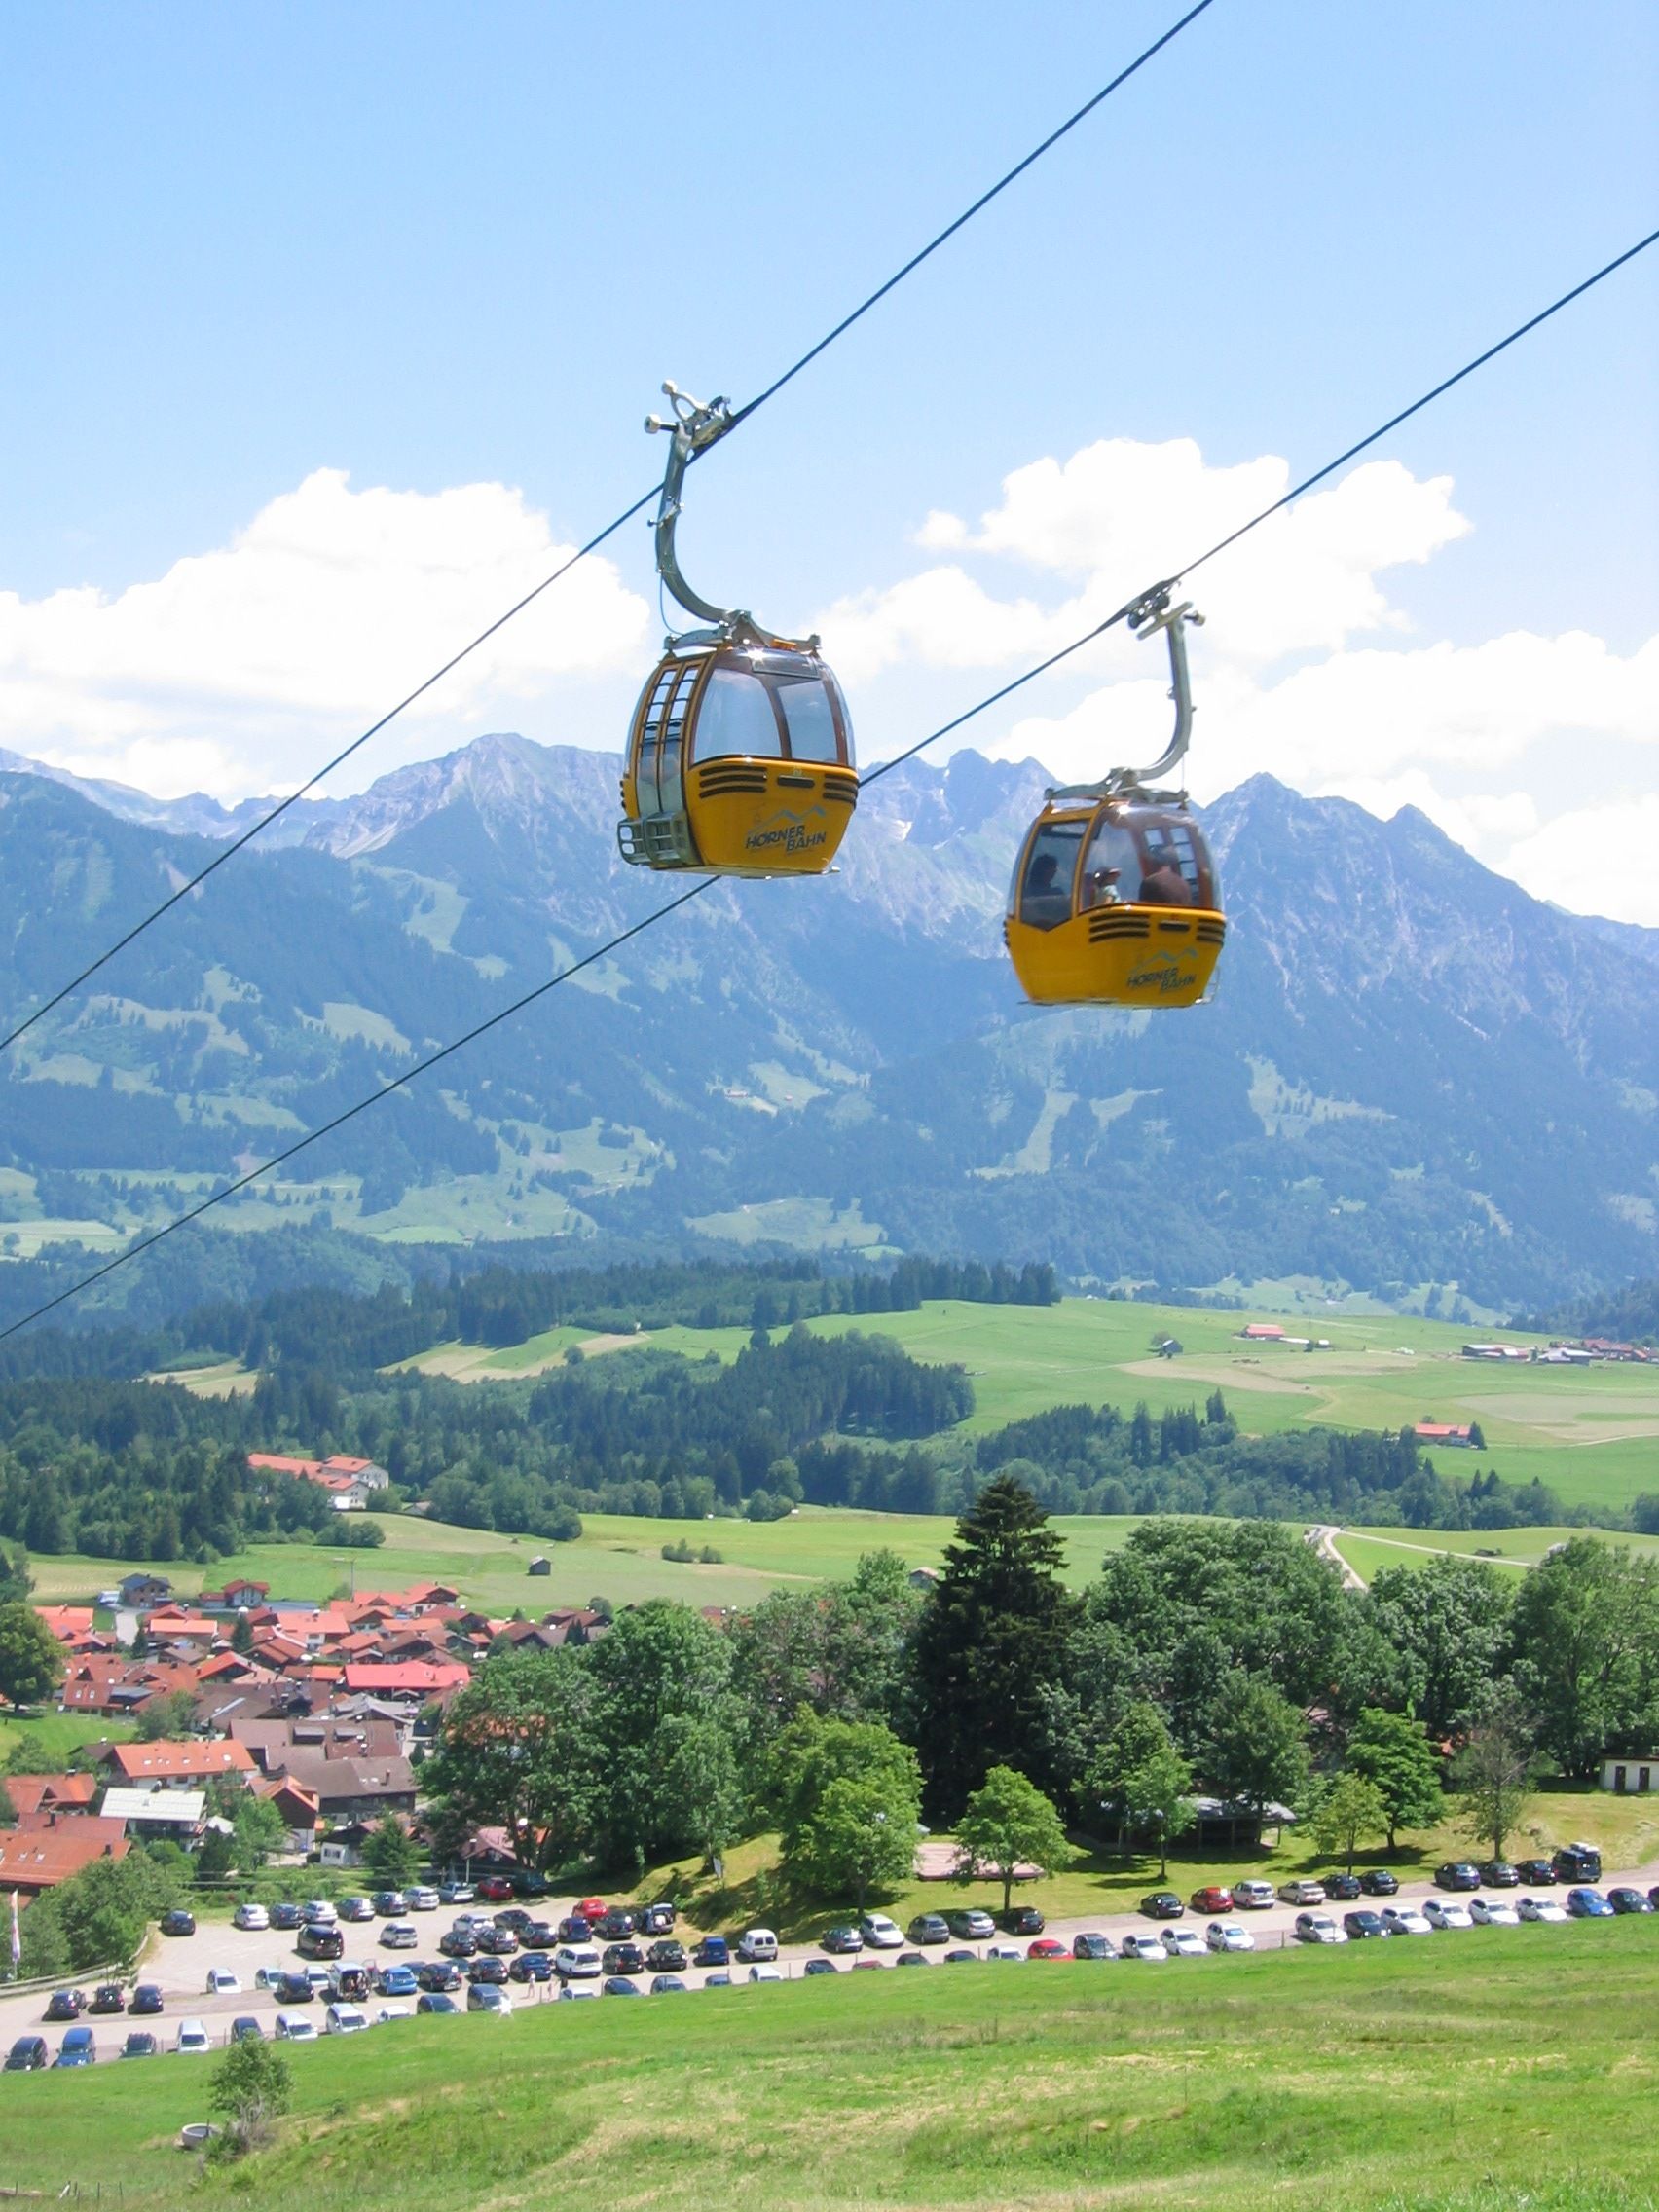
4, 1926, 1658, 2211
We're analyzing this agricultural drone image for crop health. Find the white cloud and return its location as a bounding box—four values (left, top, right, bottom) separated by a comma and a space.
1503, 794, 1659, 928
0, 469, 650, 798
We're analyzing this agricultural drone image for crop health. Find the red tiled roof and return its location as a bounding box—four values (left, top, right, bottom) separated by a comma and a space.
343, 1662, 471, 1694
105, 1740, 255, 1782
34, 1605, 94, 1642
0, 1827, 130, 1892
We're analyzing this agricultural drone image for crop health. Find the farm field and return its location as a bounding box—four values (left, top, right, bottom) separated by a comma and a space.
18, 1504, 1149, 1614
380, 1294, 1659, 1517
1332, 1523, 1659, 1586
3, 1925, 1657, 2211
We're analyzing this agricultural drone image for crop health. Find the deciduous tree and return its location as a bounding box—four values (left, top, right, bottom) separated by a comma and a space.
953, 1765, 1070, 1913
1453, 1688, 1536, 1862
1344, 1706, 1443, 1847
791, 1772, 920, 1908
0, 1604, 63, 1711
1307, 1771, 1388, 1872
1089, 1701, 1195, 1875
1204, 1673, 1309, 1831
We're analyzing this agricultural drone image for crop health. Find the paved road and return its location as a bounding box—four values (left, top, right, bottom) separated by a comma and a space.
7, 1859, 1656, 2059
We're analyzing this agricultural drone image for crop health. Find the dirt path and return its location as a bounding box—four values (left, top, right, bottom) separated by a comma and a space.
1307, 1523, 1367, 1591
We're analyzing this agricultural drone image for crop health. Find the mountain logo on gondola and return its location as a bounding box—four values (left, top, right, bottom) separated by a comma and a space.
1125, 947, 1201, 998
744, 805, 830, 857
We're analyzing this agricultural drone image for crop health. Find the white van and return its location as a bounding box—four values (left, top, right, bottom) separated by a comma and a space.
736, 1928, 779, 1963
553, 1943, 602, 1980
275, 2012, 317, 2042
174, 2019, 211, 2054
324, 2005, 368, 2035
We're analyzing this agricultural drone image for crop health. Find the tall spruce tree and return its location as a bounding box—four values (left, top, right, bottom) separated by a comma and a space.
908, 1477, 1076, 1819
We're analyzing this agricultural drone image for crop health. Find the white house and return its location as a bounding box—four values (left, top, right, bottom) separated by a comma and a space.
1600, 1754, 1659, 1794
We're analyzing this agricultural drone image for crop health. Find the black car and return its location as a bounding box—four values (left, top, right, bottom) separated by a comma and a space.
475, 1926, 518, 1955
417, 1993, 461, 2014
88, 1983, 126, 2015
160, 1908, 196, 1936
229, 2017, 265, 2043
1359, 1869, 1400, 1897
270, 1901, 304, 1930
1072, 1933, 1114, 1960
129, 1984, 165, 2016
509, 1951, 555, 1983
416, 1962, 463, 1993
511, 1870, 550, 1898
596, 1908, 637, 1941
1553, 1844, 1603, 1883
906, 1914, 951, 1947
521, 1919, 559, 1948
120, 2031, 158, 2059
896, 1950, 929, 1967
602, 1942, 646, 1977
1516, 1858, 1557, 1886
1139, 1893, 1185, 1921
1324, 1873, 1363, 1901
297, 1924, 344, 1960
556, 1915, 592, 1944
437, 1929, 477, 1959
493, 1907, 535, 1935
645, 1938, 686, 1973
1481, 1861, 1521, 1889
640, 1902, 678, 1936
1607, 1887, 1654, 1915
1434, 1862, 1482, 1892
4, 2037, 48, 2072
338, 1896, 375, 1924
44, 1990, 85, 2022
1003, 1905, 1047, 1936
802, 1957, 838, 1976
276, 1973, 314, 2005
1343, 1909, 1389, 1939
466, 1956, 509, 1986
602, 1975, 642, 1997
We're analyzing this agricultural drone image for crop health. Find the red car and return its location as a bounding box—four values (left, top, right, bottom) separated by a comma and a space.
1026, 1937, 1069, 1960
1190, 1886, 1234, 1914
475, 1876, 515, 1902
576, 1897, 607, 1923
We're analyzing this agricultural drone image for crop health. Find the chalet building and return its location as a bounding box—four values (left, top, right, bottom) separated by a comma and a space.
268, 1751, 417, 1822
101, 1739, 257, 1789
1413, 1422, 1475, 1447
0, 1826, 129, 1896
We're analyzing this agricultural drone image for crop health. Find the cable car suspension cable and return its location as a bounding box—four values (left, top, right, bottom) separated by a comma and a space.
0, 2, 1222, 1055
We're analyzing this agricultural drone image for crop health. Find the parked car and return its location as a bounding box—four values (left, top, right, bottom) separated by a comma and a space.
1118, 1934, 1167, 1961
301, 1899, 338, 1926
1343, 1910, 1389, 1939
373, 2004, 413, 2025
984, 1942, 1025, 1962
416, 1993, 460, 2014
173, 2020, 210, 2055
438, 1883, 475, 1905
1140, 1892, 1185, 1920
702, 1971, 732, 1987
1294, 1913, 1346, 1945
476, 1877, 515, 1902
1002, 1906, 1046, 1937
1481, 1861, 1521, 1889
380, 1922, 420, 1950
160, 1908, 196, 1936
1205, 1921, 1255, 1953
554, 1943, 603, 1980
55, 2028, 96, 2068
736, 1929, 779, 1964
406, 1888, 440, 1912
1552, 1844, 1603, 1884
378, 1966, 420, 1998
602, 1943, 646, 1977
575, 1898, 607, 1922
646, 1938, 687, 1972
1518, 1894, 1567, 1923
88, 1983, 126, 2014
1607, 1887, 1654, 1914
44, 1990, 85, 2023
120, 2031, 159, 2059
297, 1925, 344, 1960
275, 2012, 317, 2042
1323, 1872, 1363, 1902
338, 1896, 375, 1924
1162, 1928, 1206, 1958
270, 1901, 304, 1930
371, 1892, 407, 1917
946, 1909, 996, 1941
233, 1902, 270, 1932
591, 1909, 633, 1943
556, 1915, 592, 1944
474, 1925, 517, 1955
640, 1903, 678, 1936
1233, 1880, 1276, 1910
1278, 1880, 1326, 1907
466, 1957, 509, 1987
204, 1968, 242, 1995
274, 1973, 313, 2006
1469, 1898, 1520, 1926
1189, 1886, 1233, 1914
860, 1914, 904, 1949
1433, 1862, 1482, 1893
650, 1973, 688, 1993
1516, 1859, 1558, 1887
511, 1869, 550, 1898
416, 1962, 462, 1992
1380, 1906, 1433, 1936
491, 1907, 534, 1934
129, 1984, 165, 2016
510, 1951, 554, 1983
324, 2005, 368, 2035
1072, 1932, 1114, 1960
4, 2038, 49, 2072
1359, 1869, 1400, 1897
1027, 1937, 1068, 1960
1423, 1899, 1474, 1931
520, 1920, 559, 1949
331, 1964, 371, 2001
691, 1935, 729, 1968
942, 1948, 978, 1966
437, 1929, 477, 1959
467, 1984, 512, 2013
1566, 1887, 1615, 1918
907, 1914, 951, 1946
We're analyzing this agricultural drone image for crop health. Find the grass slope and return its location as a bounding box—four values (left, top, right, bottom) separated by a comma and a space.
6, 1926, 1658, 2210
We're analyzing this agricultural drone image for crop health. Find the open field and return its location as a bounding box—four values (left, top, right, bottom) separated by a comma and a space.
1334, 1523, 1659, 1585
3, 1924, 1657, 2210
18, 1505, 1149, 1614
380, 1295, 1659, 1517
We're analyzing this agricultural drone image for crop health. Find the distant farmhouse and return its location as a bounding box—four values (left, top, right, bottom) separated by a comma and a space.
246, 1452, 391, 1511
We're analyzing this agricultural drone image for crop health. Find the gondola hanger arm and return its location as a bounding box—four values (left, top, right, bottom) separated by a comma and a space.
1044, 585, 1204, 802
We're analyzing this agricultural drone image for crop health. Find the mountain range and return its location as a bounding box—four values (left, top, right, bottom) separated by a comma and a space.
0, 732, 1655, 1326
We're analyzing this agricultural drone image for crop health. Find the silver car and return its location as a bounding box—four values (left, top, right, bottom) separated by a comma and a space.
1469, 1898, 1520, 1927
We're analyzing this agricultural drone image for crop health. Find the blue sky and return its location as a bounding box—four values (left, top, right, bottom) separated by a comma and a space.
3, 0, 1656, 914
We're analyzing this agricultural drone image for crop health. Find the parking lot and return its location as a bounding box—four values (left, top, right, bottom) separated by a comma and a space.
8, 1853, 1658, 2062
